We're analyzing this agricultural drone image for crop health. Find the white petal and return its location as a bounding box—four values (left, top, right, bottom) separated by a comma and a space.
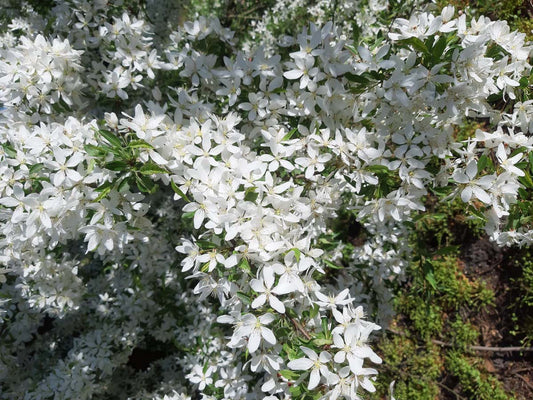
193, 209, 205, 229
284, 70, 304, 80
251, 294, 267, 309
308, 369, 321, 390
287, 358, 314, 370
461, 186, 472, 202
261, 327, 276, 345
301, 346, 318, 360
334, 351, 346, 364
248, 330, 261, 353
269, 295, 285, 313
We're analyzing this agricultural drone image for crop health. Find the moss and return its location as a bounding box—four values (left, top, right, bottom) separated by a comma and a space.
508, 250, 533, 346
375, 336, 442, 400
446, 351, 515, 400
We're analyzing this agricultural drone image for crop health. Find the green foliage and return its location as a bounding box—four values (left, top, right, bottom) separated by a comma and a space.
509, 250, 533, 347
446, 351, 512, 400
371, 193, 515, 399
378, 336, 442, 399
86, 126, 170, 198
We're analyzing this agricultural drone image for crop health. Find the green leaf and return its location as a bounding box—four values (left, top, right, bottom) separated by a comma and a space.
398, 37, 429, 55
290, 248, 301, 263
236, 291, 251, 305
423, 260, 438, 290
324, 259, 343, 270
135, 174, 157, 193
313, 337, 333, 346
105, 161, 128, 171
128, 139, 154, 149
196, 240, 218, 249
282, 127, 298, 141
2, 143, 17, 158
468, 206, 487, 222
321, 317, 329, 336
432, 35, 447, 60
117, 177, 130, 192
84, 144, 107, 157
279, 369, 299, 380
244, 187, 259, 202
288, 384, 303, 398
182, 211, 195, 220
29, 163, 44, 175
139, 162, 168, 175
95, 180, 114, 193
344, 72, 370, 84
94, 183, 113, 202
98, 129, 122, 148
520, 171, 533, 189
366, 165, 390, 174
477, 154, 489, 173
309, 303, 320, 319
170, 180, 190, 202
238, 257, 252, 276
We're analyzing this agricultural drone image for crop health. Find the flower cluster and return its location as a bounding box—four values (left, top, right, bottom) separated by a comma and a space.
0, 1, 532, 399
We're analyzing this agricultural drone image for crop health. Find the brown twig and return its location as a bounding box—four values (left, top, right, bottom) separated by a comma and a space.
290, 317, 311, 341
516, 374, 533, 392
388, 329, 533, 352
437, 382, 467, 400
433, 338, 533, 352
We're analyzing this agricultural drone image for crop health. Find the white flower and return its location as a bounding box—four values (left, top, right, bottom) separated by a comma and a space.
234, 313, 277, 353
250, 269, 289, 313
452, 160, 494, 204
288, 346, 337, 390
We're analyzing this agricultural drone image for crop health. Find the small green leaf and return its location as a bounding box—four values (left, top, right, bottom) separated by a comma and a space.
94, 184, 113, 202
344, 72, 370, 84
477, 154, 488, 173
279, 369, 299, 380
423, 260, 438, 290
520, 171, 533, 189
236, 291, 252, 305
290, 248, 301, 263
398, 37, 429, 55
468, 206, 487, 222
84, 144, 107, 157
432, 35, 447, 60
366, 165, 390, 174
135, 174, 157, 193
95, 180, 114, 193
98, 129, 122, 148
238, 257, 252, 276
139, 162, 168, 175
117, 177, 130, 192
170, 180, 190, 202
244, 187, 258, 202
2, 143, 17, 158
105, 161, 128, 171
282, 127, 298, 141
324, 259, 343, 270
321, 317, 329, 336
128, 139, 154, 149
313, 337, 333, 346
309, 304, 320, 319
196, 240, 218, 249
29, 163, 44, 175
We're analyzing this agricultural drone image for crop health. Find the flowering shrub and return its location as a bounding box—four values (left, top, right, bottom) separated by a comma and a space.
0, 1, 532, 399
